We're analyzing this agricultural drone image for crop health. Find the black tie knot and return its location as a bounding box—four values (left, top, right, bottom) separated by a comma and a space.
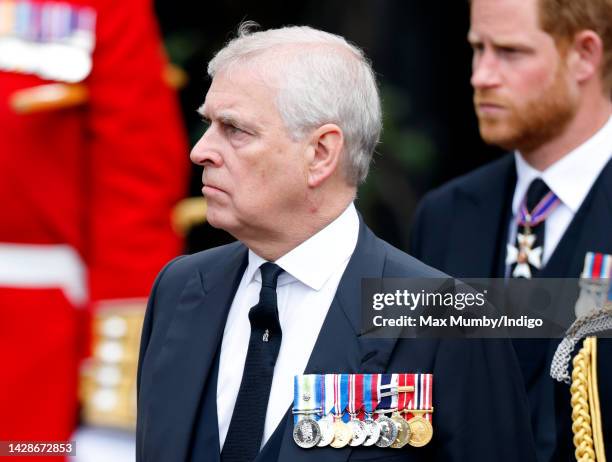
249, 262, 283, 332
525, 178, 551, 211
259, 262, 283, 289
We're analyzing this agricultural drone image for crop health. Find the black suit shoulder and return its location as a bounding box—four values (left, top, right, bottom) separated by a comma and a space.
142, 241, 245, 333
378, 236, 448, 278
136, 242, 244, 387
425, 154, 514, 200
410, 154, 514, 261
156, 241, 244, 287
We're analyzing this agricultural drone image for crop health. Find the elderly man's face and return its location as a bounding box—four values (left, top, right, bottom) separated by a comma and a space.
469, 0, 578, 152
191, 67, 309, 239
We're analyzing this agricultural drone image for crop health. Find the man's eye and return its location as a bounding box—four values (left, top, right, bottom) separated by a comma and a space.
200, 117, 211, 130
498, 47, 520, 57
471, 43, 484, 54
224, 124, 247, 137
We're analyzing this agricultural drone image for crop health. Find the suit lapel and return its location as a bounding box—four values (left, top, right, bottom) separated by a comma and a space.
274, 220, 401, 462
536, 159, 612, 327
446, 156, 516, 278
541, 158, 612, 278
146, 244, 248, 462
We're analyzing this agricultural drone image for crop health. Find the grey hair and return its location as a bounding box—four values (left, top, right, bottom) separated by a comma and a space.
208, 22, 382, 186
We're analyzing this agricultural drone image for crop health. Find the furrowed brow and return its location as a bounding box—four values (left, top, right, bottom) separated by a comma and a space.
218, 112, 241, 126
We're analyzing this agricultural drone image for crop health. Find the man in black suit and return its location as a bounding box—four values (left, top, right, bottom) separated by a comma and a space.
137, 24, 535, 462
410, 0, 612, 460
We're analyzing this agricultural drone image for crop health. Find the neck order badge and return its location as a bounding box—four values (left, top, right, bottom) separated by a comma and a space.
506, 180, 561, 278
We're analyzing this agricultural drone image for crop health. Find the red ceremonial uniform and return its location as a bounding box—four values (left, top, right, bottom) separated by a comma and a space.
0, 0, 188, 456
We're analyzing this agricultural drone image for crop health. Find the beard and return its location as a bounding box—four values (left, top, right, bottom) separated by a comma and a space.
473, 62, 578, 153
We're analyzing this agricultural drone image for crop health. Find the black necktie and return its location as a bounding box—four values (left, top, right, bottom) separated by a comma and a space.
221, 262, 284, 462
510, 178, 551, 278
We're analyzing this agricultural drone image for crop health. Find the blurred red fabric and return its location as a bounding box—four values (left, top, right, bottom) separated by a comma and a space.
0, 0, 188, 455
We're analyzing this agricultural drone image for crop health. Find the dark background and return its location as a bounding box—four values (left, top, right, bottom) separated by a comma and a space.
155, 0, 504, 253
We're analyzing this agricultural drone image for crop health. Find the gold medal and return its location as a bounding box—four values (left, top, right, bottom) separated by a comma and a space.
330, 419, 353, 448
407, 415, 433, 447
390, 412, 411, 448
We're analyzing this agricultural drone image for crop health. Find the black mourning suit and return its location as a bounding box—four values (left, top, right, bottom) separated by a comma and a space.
137, 216, 537, 462
410, 154, 612, 461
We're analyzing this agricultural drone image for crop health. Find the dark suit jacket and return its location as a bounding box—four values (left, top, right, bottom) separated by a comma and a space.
137, 217, 537, 462
410, 154, 612, 461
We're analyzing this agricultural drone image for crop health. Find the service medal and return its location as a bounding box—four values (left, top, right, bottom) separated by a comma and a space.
405, 373, 434, 447
330, 419, 353, 448
348, 418, 367, 446
362, 417, 381, 446
293, 418, 322, 448
362, 374, 381, 446
407, 415, 433, 447
374, 415, 398, 448
292, 374, 323, 448
346, 374, 367, 446
390, 413, 411, 448
316, 416, 335, 447
391, 373, 412, 448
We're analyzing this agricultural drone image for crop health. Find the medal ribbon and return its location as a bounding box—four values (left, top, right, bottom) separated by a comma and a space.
293, 374, 317, 424
340, 373, 350, 422
425, 374, 433, 422
294, 375, 298, 425
377, 373, 393, 414
405, 373, 416, 418
398, 373, 408, 414
315, 374, 323, 422
333, 373, 350, 421
582, 252, 612, 301
333, 373, 340, 418
323, 373, 335, 419
390, 373, 399, 411
414, 374, 420, 413
583, 252, 612, 279
412, 373, 434, 422
348, 374, 364, 419
517, 191, 560, 227
364, 373, 379, 419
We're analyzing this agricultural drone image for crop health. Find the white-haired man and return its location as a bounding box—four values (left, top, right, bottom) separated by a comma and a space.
136, 24, 536, 462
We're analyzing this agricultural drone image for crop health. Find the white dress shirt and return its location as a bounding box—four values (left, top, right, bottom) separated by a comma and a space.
507, 115, 612, 269
216, 203, 360, 449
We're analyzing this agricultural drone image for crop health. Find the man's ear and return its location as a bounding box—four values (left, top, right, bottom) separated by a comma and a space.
306, 124, 344, 188
566, 30, 603, 85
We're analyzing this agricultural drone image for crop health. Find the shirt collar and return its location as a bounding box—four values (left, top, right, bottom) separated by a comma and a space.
245, 203, 359, 291
513, 115, 612, 214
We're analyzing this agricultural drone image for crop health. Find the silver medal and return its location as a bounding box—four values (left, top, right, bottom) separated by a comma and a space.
293, 418, 322, 449
316, 417, 335, 447
348, 418, 368, 446
362, 418, 381, 447
375, 415, 398, 448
